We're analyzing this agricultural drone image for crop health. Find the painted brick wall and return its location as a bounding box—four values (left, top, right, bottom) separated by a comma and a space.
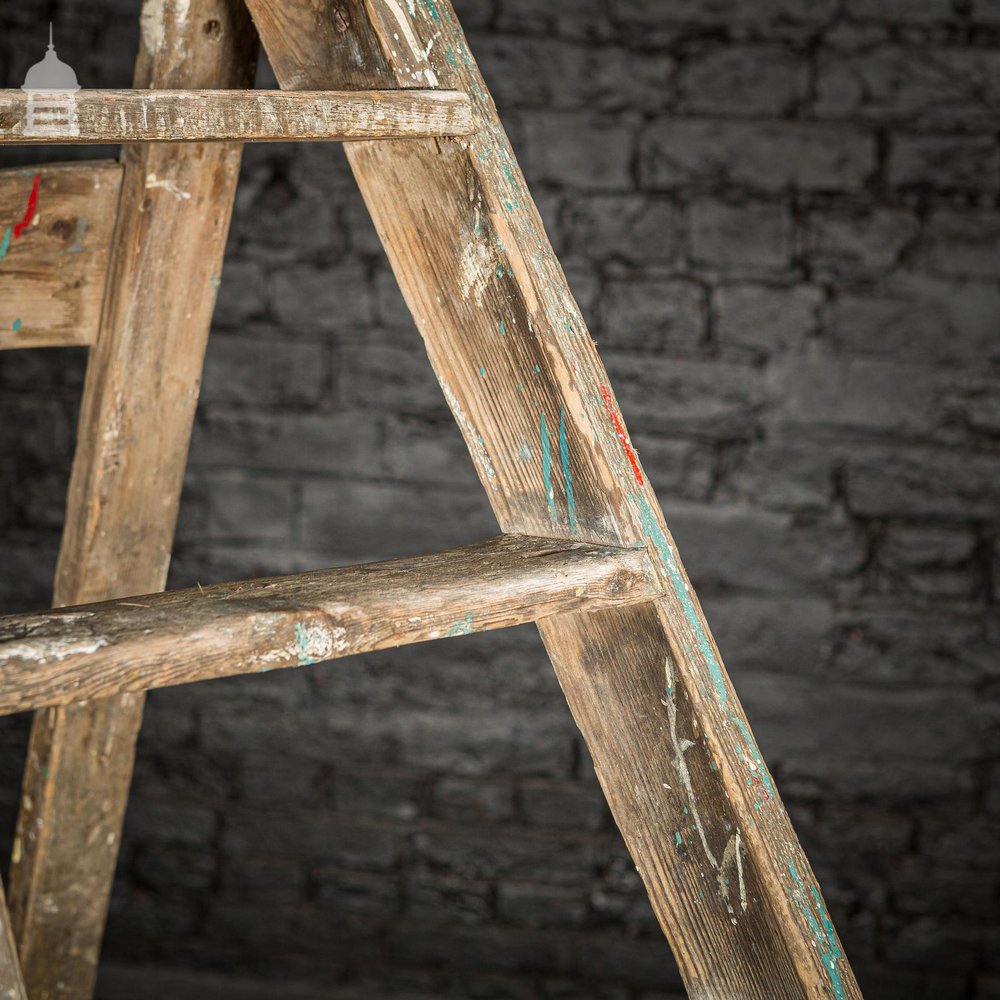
1, 1, 999, 998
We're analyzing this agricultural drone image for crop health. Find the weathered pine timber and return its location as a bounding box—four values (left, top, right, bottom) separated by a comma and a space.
0, 162, 121, 350
6, 3, 258, 998
245, 2, 861, 997
0, 880, 25, 1000
0, 88, 472, 143
0, 536, 661, 715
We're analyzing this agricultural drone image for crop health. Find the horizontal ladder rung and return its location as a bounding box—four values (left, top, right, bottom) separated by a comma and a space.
0, 535, 661, 715
0, 89, 474, 144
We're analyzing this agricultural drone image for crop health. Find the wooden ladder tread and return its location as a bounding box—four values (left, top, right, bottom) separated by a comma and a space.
0, 535, 661, 715
0, 88, 474, 143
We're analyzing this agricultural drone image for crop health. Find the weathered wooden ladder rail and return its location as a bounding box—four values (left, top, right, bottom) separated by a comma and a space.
0, 0, 863, 998
0, 536, 660, 716
0, 89, 474, 143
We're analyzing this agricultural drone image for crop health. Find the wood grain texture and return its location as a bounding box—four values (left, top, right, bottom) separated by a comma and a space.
0, 88, 472, 143
0, 880, 25, 1000
0, 162, 121, 350
0, 536, 661, 714
6, 3, 258, 998
247, 2, 862, 997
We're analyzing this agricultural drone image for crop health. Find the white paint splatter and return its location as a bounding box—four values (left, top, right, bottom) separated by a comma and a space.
438, 378, 497, 488
145, 172, 191, 201
459, 239, 493, 305
139, 0, 166, 55
1, 636, 108, 665
663, 655, 718, 868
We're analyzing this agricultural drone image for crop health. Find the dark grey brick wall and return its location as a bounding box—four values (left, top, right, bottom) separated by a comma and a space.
1, 1, 999, 998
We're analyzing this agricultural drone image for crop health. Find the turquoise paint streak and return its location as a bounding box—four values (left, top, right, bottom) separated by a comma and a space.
0, 227, 11, 261
424, 0, 441, 20
729, 712, 775, 798
635, 493, 727, 704
787, 859, 846, 1000
11, 318, 21, 333
540, 412, 557, 527
447, 613, 473, 636
294, 623, 316, 666
67, 217, 87, 254
558, 406, 577, 534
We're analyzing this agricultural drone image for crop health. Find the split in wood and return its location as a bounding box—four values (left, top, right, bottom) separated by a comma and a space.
0, 535, 661, 715
0, 89, 474, 144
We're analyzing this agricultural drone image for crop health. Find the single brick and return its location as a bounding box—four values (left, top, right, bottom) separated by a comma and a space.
272, 263, 374, 332
521, 111, 635, 191
677, 46, 808, 116
314, 867, 401, 919
497, 881, 589, 927
599, 277, 705, 351
917, 210, 1000, 278
561, 194, 683, 265
831, 276, 1000, 365
845, 445, 1000, 518
666, 500, 864, 595
845, 0, 957, 20
300, 480, 496, 561
222, 809, 400, 871
605, 352, 765, 438
714, 283, 824, 357
890, 133, 1000, 192
640, 121, 874, 193
201, 333, 327, 408
412, 825, 594, 884
433, 775, 516, 823
519, 780, 608, 832
807, 207, 919, 273
690, 201, 792, 271
404, 874, 493, 925
816, 47, 1000, 126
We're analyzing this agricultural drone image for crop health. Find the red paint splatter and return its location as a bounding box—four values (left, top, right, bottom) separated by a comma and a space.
13, 173, 41, 239
750, 773, 771, 802
599, 384, 643, 485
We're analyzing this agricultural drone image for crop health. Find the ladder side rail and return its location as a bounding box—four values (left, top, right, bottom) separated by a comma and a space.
6, 3, 258, 997
244, 2, 861, 997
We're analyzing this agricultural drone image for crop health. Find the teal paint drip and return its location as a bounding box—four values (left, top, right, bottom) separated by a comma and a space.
540, 412, 557, 527
558, 406, 577, 534
635, 493, 727, 704
787, 859, 846, 1000
729, 712, 775, 798
294, 623, 315, 665
447, 613, 473, 636
0, 227, 11, 261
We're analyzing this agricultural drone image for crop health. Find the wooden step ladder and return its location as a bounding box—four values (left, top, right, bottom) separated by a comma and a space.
0, 2, 862, 998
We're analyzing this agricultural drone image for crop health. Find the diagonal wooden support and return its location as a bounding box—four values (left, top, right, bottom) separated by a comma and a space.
0, 879, 26, 1000
245, 1, 861, 997
6, 3, 258, 997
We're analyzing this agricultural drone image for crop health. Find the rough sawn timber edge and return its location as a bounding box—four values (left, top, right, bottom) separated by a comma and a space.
244, 1, 861, 997
6, 3, 259, 998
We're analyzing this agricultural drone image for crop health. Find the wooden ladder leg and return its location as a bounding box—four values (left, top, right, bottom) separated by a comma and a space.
6, 3, 257, 997
245, 2, 862, 997
0, 879, 26, 1000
